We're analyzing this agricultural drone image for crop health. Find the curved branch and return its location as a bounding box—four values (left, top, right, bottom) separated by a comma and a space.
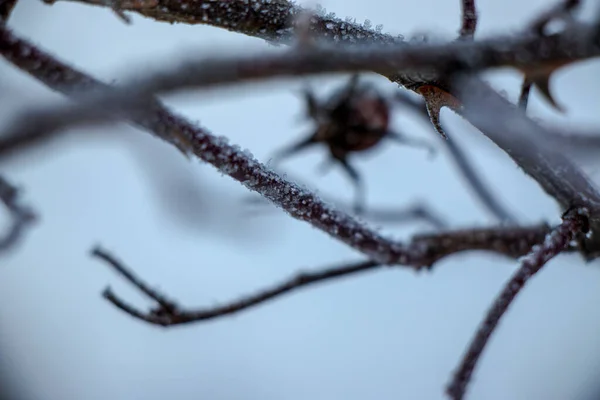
446, 208, 588, 400
91, 222, 559, 326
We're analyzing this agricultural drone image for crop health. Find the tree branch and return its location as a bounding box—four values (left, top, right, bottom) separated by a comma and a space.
3, 19, 600, 154
451, 74, 600, 249
0, 25, 427, 266
446, 207, 588, 400
91, 222, 559, 326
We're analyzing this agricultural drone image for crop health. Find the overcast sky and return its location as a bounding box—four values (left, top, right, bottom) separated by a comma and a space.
2, 0, 600, 399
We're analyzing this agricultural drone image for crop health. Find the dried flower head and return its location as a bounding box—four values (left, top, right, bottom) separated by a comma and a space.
270, 74, 435, 214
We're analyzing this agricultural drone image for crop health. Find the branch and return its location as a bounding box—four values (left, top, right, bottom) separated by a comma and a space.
91, 223, 559, 326
451, 74, 600, 233
92, 247, 380, 326
1, 17, 600, 159
0, 25, 427, 266
446, 207, 588, 400
0, 175, 36, 254
46, 0, 600, 89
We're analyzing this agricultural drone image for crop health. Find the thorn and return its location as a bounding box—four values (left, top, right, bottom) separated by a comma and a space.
529, 73, 565, 112
415, 85, 462, 140
424, 100, 448, 140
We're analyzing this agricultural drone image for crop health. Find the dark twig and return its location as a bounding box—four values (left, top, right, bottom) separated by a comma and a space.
446, 207, 588, 400
91, 223, 559, 326
92, 246, 381, 326
394, 92, 518, 224
459, 0, 478, 39
0, 175, 36, 254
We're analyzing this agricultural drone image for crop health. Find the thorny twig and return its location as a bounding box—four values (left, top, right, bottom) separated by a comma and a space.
91, 223, 560, 326
446, 207, 589, 400
0, 175, 36, 254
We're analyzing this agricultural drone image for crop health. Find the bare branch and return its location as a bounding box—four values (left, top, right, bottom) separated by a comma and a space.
1, 18, 600, 159
0, 24, 426, 266
459, 0, 478, 39
446, 207, 588, 400
91, 223, 558, 326
0, 175, 36, 254
451, 74, 600, 253
92, 247, 380, 326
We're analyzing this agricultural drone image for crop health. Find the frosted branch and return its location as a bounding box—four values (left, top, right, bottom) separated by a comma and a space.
0, 24, 422, 266
446, 207, 589, 400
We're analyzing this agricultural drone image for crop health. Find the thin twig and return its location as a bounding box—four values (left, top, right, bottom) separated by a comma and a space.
91, 223, 559, 326
446, 207, 588, 400
0, 175, 36, 254
92, 246, 381, 326
459, 0, 478, 39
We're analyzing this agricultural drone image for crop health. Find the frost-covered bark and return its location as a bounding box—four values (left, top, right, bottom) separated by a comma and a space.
447, 207, 589, 400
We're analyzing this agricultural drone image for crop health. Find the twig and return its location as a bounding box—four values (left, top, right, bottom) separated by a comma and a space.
394, 91, 518, 224
91, 223, 559, 326
0, 175, 36, 254
243, 169, 449, 230
92, 246, 381, 326
459, 0, 478, 39
445, 207, 588, 400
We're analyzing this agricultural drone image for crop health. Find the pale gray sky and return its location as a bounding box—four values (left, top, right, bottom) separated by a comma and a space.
2, 1, 600, 399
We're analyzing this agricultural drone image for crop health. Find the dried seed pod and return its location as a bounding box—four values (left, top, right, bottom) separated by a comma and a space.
270, 74, 435, 214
